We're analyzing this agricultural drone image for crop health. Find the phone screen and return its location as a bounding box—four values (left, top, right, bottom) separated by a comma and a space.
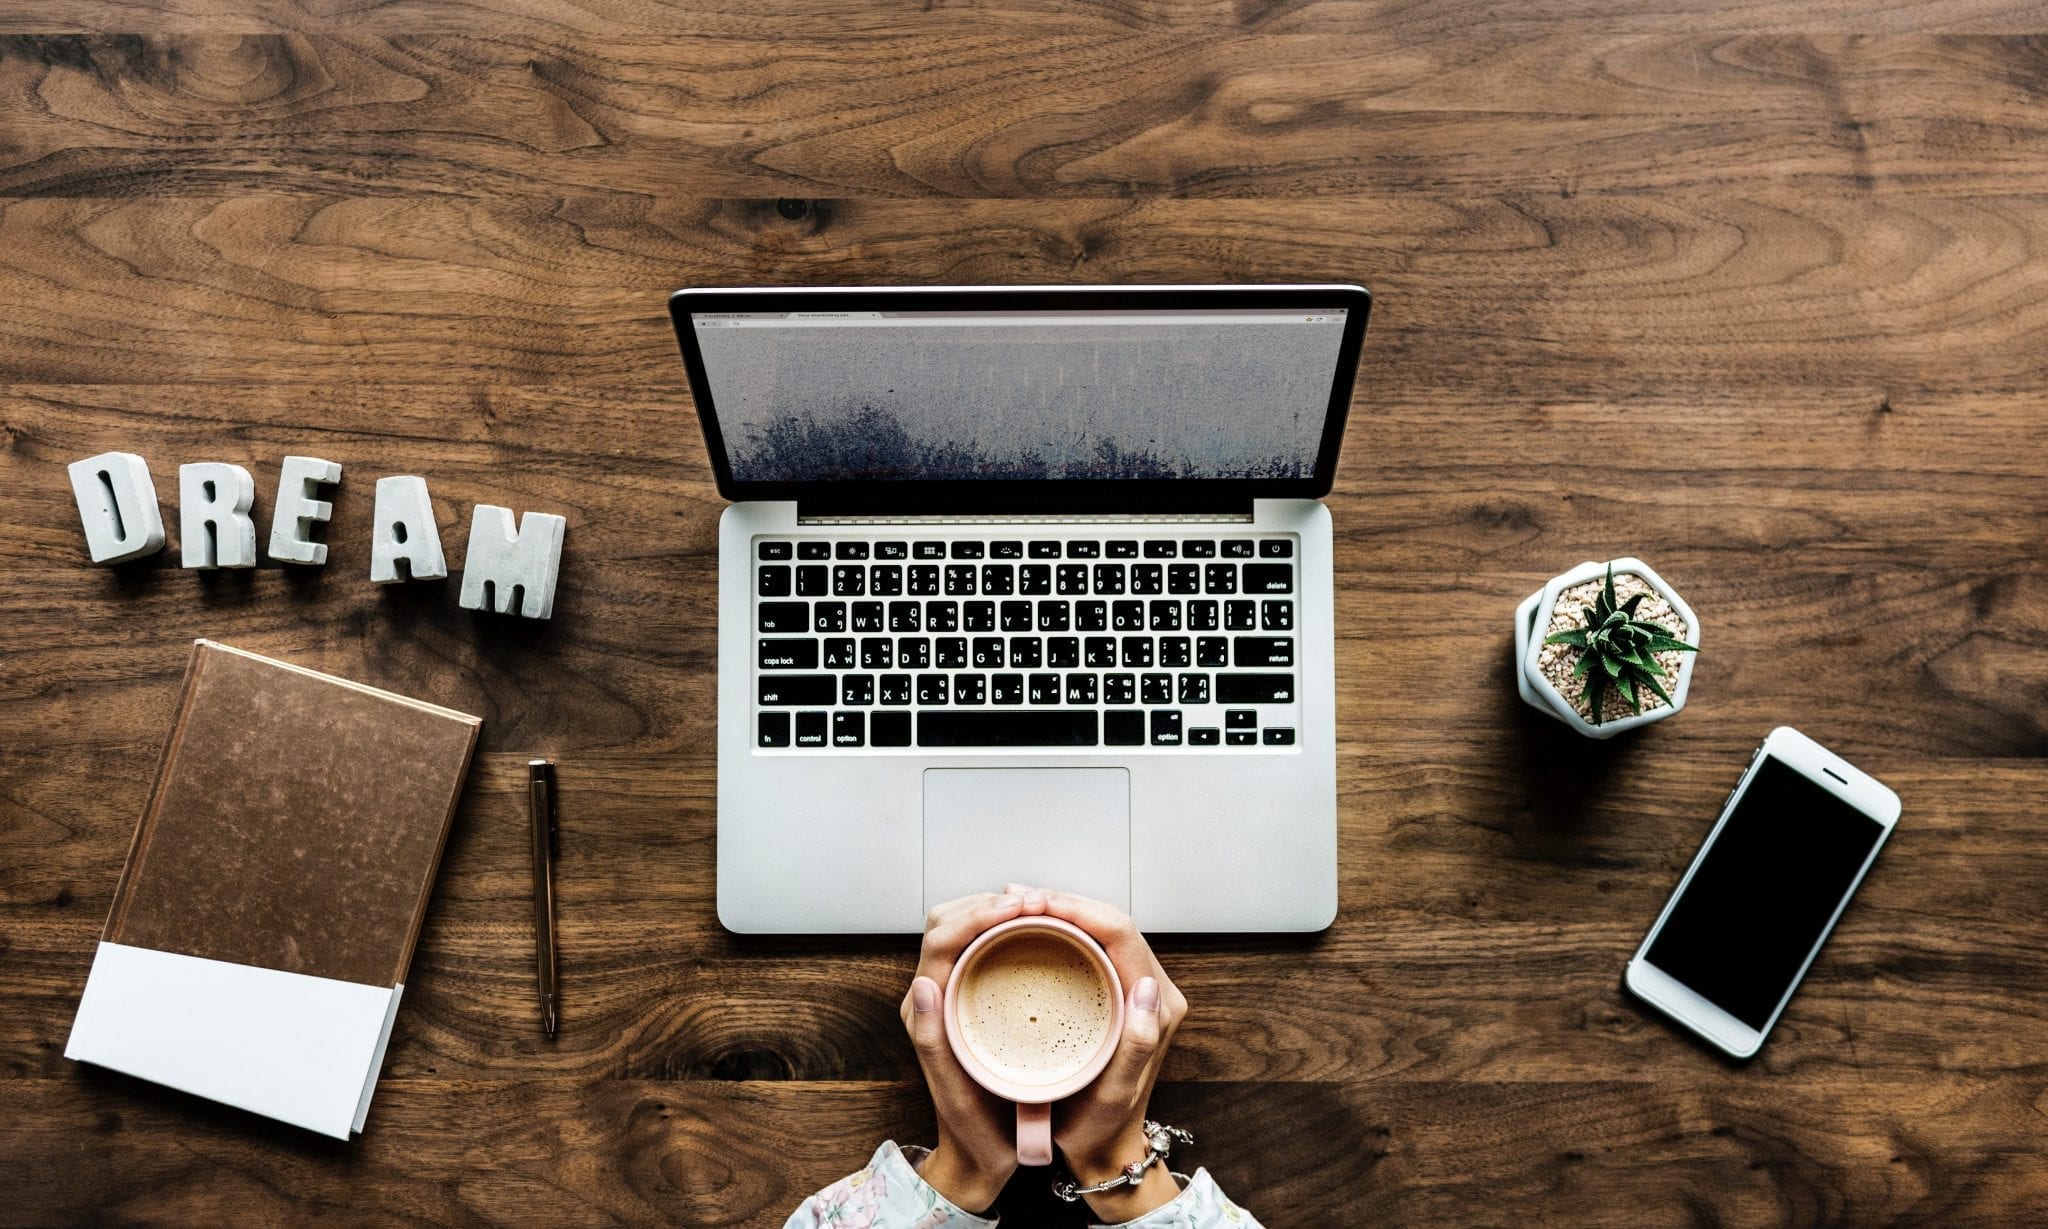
1645, 756, 1886, 1029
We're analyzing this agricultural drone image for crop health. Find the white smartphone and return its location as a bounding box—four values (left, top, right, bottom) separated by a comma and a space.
1626, 726, 1901, 1059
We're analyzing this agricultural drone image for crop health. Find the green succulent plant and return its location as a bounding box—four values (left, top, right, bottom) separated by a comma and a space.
1543, 565, 1698, 724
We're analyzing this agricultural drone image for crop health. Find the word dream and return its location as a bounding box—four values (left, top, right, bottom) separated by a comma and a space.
66, 451, 566, 620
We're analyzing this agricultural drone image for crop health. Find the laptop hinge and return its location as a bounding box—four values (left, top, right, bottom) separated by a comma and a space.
799, 509, 1257, 526
796, 492, 1257, 522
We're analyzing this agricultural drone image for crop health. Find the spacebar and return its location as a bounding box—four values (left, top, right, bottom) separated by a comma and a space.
918, 711, 1099, 746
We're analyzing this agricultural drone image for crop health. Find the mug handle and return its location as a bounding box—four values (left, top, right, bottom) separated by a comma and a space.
1016, 1101, 1053, 1166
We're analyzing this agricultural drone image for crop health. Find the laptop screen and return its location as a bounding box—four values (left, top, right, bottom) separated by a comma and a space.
673, 286, 1369, 510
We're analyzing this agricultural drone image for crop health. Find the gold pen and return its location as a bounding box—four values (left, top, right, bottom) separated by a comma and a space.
528, 759, 559, 1039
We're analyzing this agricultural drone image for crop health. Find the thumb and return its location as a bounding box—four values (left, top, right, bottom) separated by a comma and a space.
907, 975, 951, 1064
1103, 976, 1161, 1087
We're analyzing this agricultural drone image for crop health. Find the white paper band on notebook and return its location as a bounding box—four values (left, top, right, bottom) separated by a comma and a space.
65, 942, 396, 1141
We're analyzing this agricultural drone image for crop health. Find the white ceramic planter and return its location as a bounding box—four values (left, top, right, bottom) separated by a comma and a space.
1516, 557, 1699, 739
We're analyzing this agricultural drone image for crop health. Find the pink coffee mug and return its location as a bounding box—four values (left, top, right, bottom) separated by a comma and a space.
943, 915, 1125, 1167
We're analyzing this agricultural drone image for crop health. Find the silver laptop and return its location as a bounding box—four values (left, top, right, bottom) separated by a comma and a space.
670, 284, 1370, 933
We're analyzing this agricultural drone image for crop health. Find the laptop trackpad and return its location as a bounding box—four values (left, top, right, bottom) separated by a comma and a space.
923, 768, 1131, 914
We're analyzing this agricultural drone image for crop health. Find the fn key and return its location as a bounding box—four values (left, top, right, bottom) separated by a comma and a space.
758, 712, 790, 747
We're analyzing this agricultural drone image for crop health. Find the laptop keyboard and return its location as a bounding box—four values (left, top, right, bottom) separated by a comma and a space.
752, 534, 1301, 751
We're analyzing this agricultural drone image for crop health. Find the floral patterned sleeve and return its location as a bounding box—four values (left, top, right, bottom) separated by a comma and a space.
785, 1143, 1262, 1229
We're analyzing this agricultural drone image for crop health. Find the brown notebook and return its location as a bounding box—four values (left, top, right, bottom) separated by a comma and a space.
67, 639, 481, 1139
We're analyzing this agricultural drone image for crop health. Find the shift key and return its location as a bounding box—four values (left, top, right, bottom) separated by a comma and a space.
1216, 673, 1295, 703
759, 675, 836, 705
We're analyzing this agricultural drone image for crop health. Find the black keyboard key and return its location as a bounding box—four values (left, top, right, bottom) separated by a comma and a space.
758, 639, 818, 669
1066, 673, 1098, 704
1057, 564, 1089, 595
824, 637, 856, 669
1066, 540, 1101, 558
880, 674, 912, 705
871, 565, 902, 596
1131, 564, 1163, 595
889, 601, 922, 633
964, 602, 996, 632
954, 674, 987, 705
1159, 636, 1191, 668
1233, 637, 1295, 667
1086, 637, 1117, 668
1093, 564, 1126, 595
1178, 673, 1210, 704
1028, 673, 1061, 704
1029, 540, 1063, 558
1048, 637, 1080, 669
846, 602, 881, 632
897, 638, 931, 669
760, 675, 834, 706
1189, 726, 1220, 745
1105, 673, 1136, 705
917, 674, 950, 705
919, 710, 1099, 747
1112, 600, 1145, 631
1121, 637, 1154, 668
1150, 709, 1183, 745
758, 712, 790, 747
1183, 540, 1216, 558
1264, 727, 1296, 745
972, 637, 1005, 669
1141, 673, 1172, 705
1226, 730, 1257, 746
936, 637, 967, 669
1144, 540, 1177, 558
860, 638, 892, 669
981, 564, 1014, 595
1218, 674, 1296, 703
836, 541, 869, 560
914, 541, 947, 559
1019, 564, 1052, 595
1149, 600, 1181, 631
833, 711, 865, 746
795, 711, 829, 746
758, 602, 806, 633
1104, 710, 1145, 745
871, 711, 912, 746
1188, 600, 1220, 631
1204, 564, 1237, 594
991, 673, 1024, 705
909, 565, 941, 595
1225, 600, 1257, 630
798, 542, 831, 560
843, 673, 875, 705
1262, 600, 1294, 631
1009, 637, 1042, 669
1242, 564, 1293, 594
1001, 601, 1033, 632
833, 565, 866, 596
1168, 564, 1200, 594
797, 565, 829, 596
1196, 637, 1229, 667
757, 566, 791, 597
1226, 709, 1257, 729
759, 541, 792, 560
950, 541, 984, 559
1222, 540, 1255, 558
1260, 539, 1293, 558
1038, 601, 1071, 632
1077, 600, 1109, 631
1107, 540, 1139, 559
876, 541, 908, 560
928, 601, 959, 632
992, 540, 1024, 559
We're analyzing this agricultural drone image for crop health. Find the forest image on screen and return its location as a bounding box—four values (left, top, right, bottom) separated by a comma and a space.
694, 314, 1345, 483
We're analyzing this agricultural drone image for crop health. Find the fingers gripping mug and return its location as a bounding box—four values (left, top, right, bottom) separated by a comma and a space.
943, 916, 1125, 1166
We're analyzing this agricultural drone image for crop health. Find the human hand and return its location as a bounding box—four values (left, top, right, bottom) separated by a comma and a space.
1007, 884, 1188, 1220
901, 891, 1028, 1212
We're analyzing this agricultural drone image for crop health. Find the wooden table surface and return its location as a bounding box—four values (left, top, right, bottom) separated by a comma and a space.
4, 2, 2046, 1225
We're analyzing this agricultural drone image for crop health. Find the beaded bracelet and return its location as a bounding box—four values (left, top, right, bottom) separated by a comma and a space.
1051, 1121, 1194, 1203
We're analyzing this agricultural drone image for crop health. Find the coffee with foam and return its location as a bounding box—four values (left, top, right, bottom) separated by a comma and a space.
956, 930, 1115, 1087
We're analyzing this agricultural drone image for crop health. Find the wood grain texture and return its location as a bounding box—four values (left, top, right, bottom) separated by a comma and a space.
3, 0, 2047, 1225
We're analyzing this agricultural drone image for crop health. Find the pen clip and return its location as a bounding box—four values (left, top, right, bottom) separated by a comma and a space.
529, 759, 559, 858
